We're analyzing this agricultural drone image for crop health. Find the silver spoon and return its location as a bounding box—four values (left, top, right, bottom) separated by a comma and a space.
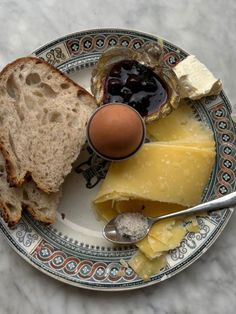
103, 191, 236, 244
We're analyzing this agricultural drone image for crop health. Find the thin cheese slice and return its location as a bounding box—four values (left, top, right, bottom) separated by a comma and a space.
136, 219, 195, 259
148, 223, 186, 251
137, 220, 186, 257
128, 251, 167, 281
147, 101, 215, 149
148, 219, 176, 243
185, 216, 200, 232
136, 237, 163, 259
94, 143, 215, 207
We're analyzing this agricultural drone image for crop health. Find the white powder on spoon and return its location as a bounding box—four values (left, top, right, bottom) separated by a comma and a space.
115, 212, 149, 241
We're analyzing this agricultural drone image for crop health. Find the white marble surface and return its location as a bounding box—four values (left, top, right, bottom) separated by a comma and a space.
0, 0, 236, 313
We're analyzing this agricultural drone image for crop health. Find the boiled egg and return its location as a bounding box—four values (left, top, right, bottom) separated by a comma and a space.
87, 103, 145, 160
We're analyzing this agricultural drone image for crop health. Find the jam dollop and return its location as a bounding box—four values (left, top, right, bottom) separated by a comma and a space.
103, 60, 168, 117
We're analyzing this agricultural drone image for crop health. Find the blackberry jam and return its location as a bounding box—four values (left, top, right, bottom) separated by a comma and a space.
103, 60, 168, 117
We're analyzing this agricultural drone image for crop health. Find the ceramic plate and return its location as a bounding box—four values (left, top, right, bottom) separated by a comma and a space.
0, 29, 235, 291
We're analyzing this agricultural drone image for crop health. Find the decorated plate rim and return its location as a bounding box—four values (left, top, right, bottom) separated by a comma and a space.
0, 28, 235, 291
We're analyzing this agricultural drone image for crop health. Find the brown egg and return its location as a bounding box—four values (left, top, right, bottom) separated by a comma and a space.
87, 103, 145, 160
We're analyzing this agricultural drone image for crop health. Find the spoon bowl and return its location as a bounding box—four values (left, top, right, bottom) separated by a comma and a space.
103, 213, 150, 244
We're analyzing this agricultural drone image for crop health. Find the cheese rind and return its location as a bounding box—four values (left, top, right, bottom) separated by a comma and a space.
173, 55, 222, 100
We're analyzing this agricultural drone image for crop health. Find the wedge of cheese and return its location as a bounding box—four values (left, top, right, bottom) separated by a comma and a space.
94, 142, 215, 207
173, 55, 222, 100
147, 101, 215, 149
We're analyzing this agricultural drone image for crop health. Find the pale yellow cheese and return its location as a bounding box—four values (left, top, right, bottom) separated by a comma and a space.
136, 237, 163, 260
136, 220, 186, 257
148, 223, 186, 251
135, 216, 199, 256
128, 251, 167, 281
94, 201, 117, 221
94, 143, 215, 207
184, 216, 200, 232
115, 199, 186, 216
147, 101, 215, 149
148, 219, 176, 243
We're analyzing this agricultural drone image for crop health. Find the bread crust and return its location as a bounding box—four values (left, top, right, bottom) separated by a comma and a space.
22, 203, 55, 225
0, 200, 22, 227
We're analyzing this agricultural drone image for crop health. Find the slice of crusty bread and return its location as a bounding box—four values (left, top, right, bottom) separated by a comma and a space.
0, 153, 60, 227
0, 57, 96, 193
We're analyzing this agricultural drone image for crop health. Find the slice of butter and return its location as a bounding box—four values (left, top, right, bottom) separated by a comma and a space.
173, 55, 222, 100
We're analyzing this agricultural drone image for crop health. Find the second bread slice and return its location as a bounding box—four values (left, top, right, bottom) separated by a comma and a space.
0, 153, 60, 226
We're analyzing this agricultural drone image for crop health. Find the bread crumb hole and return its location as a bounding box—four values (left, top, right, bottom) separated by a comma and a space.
60, 83, 70, 89
72, 108, 77, 113
49, 111, 62, 123
0, 86, 6, 96
23, 190, 29, 201
6, 74, 20, 100
6, 203, 17, 213
19, 74, 23, 80
0, 164, 4, 175
36, 113, 42, 120
26, 73, 41, 85
39, 207, 49, 213
39, 83, 57, 98
20, 64, 25, 70
47, 74, 52, 80
33, 91, 43, 97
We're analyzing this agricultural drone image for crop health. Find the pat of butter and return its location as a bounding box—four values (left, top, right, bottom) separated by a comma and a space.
173, 55, 222, 99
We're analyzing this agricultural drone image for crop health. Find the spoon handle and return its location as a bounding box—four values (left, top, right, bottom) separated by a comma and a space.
150, 191, 236, 224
